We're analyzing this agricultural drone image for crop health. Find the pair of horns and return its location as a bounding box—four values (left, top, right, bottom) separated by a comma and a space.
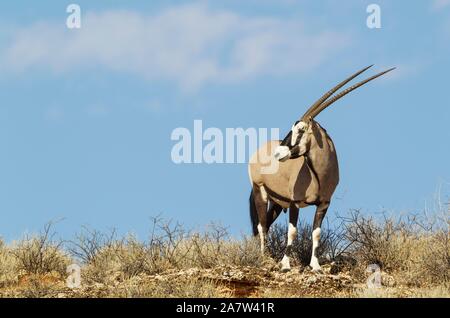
301, 65, 395, 120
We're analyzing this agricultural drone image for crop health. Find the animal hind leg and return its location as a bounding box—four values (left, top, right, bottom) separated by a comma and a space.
310, 201, 330, 272
266, 201, 283, 229
280, 206, 299, 272
252, 185, 269, 254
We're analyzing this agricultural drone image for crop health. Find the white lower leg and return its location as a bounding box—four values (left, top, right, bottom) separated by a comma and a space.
281, 223, 297, 271
257, 223, 265, 254
310, 227, 321, 271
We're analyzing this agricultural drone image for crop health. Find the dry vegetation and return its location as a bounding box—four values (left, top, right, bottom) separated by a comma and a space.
0, 209, 448, 298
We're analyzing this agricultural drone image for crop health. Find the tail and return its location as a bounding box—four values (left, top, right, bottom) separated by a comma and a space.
249, 190, 259, 236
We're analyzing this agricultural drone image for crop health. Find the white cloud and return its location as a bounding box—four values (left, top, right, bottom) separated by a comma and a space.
432, 0, 450, 10
1, 4, 349, 91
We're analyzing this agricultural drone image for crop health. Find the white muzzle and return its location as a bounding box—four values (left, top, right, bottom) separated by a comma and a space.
273, 146, 290, 162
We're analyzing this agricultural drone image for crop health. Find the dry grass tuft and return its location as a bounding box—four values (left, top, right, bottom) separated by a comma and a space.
10, 222, 70, 278
342, 209, 449, 286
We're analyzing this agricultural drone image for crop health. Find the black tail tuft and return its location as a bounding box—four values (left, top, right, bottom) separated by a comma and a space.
249, 190, 259, 236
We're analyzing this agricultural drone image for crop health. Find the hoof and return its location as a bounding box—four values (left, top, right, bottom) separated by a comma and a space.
280, 267, 291, 273
309, 258, 322, 273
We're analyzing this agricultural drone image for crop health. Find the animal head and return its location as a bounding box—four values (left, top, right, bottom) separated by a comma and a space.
274, 117, 314, 162
274, 65, 395, 162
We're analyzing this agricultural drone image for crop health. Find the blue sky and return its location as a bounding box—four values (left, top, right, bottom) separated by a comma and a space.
0, 1, 449, 241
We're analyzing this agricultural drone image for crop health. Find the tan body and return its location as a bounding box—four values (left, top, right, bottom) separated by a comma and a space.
250, 140, 320, 209
249, 122, 339, 209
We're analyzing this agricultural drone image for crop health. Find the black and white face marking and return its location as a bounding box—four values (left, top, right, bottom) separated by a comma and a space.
273, 120, 308, 162
290, 120, 308, 146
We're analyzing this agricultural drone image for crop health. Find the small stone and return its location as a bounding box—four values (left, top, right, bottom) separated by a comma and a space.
306, 276, 318, 285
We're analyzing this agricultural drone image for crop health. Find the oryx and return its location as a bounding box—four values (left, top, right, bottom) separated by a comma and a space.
248, 65, 395, 272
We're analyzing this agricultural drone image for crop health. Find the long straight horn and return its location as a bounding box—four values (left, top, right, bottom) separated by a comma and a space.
301, 65, 374, 120
309, 67, 396, 119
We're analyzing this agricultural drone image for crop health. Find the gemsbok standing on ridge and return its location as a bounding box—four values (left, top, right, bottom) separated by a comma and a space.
248, 65, 395, 272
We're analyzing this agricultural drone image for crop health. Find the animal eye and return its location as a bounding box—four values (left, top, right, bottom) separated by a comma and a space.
295, 126, 305, 134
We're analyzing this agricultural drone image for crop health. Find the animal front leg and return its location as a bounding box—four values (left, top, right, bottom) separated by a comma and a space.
280, 207, 299, 272
310, 202, 329, 272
